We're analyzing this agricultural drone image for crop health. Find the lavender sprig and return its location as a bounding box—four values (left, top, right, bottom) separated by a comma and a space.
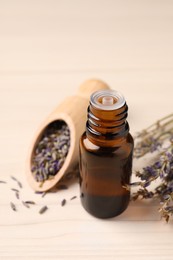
132, 114, 173, 222
134, 114, 173, 158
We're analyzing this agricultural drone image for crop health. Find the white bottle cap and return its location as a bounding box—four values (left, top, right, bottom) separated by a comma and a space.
90, 90, 125, 110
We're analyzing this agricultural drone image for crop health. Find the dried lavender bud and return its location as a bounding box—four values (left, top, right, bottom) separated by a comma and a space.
41, 192, 47, 198
39, 205, 48, 214
70, 196, 77, 200
0, 180, 6, 184
61, 199, 66, 206
31, 121, 70, 183
35, 191, 44, 194
11, 188, 20, 199
22, 201, 30, 208
132, 188, 154, 200
24, 201, 36, 205
10, 202, 17, 211
11, 188, 19, 192
11, 176, 18, 181
15, 191, 20, 200
11, 176, 23, 189
17, 181, 23, 189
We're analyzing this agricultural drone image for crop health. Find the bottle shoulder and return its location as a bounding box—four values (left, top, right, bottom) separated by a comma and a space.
80, 132, 133, 154
80, 132, 100, 151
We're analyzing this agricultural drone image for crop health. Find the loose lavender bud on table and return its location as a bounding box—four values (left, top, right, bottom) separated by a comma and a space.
39, 205, 48, 214
70, 196, 77, 200
61, 199, 66, 206
0, 180, 6, 184
10, 202, 17, 212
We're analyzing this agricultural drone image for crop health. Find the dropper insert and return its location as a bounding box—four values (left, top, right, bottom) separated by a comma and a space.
90, 90, 125, 110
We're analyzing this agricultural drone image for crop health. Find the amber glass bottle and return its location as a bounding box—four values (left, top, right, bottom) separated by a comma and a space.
79, 90, 134, 218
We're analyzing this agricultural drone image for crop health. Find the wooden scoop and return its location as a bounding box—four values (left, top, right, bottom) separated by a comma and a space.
26, 79, 110, 191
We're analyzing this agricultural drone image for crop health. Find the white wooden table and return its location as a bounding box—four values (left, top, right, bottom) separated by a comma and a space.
0, 1, 173, 259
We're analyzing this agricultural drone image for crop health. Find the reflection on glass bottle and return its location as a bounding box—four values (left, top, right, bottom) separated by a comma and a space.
79, 90, 134, 218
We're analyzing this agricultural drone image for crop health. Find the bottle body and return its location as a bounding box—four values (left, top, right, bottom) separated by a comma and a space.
80, 132, 133, 218
79, 90, 134, 218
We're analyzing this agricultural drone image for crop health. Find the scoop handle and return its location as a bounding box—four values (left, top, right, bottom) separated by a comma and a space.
77, 79, 110, 99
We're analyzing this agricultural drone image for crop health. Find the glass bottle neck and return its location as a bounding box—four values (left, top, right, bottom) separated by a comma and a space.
86, 103, 129, 147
